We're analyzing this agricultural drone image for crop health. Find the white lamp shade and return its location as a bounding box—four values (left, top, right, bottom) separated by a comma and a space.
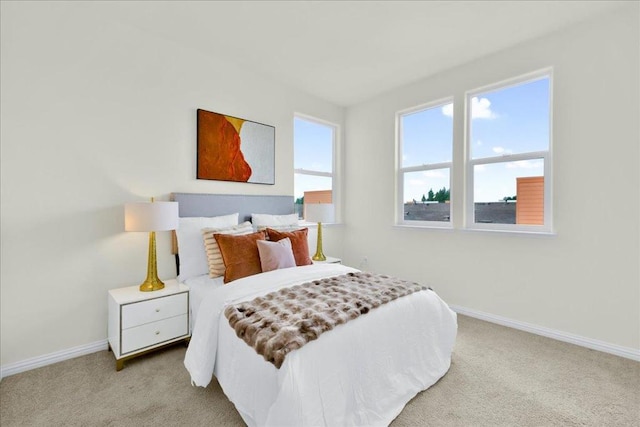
124, 201, 179, 232
306, 203, 335, 223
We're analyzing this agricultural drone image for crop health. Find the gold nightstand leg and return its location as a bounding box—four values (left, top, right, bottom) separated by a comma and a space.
116, 359, 124, 371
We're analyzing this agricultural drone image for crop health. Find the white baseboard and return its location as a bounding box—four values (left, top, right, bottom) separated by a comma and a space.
1, 339, 108, 380
450, 305, 640, 362
3, 307, 638, 379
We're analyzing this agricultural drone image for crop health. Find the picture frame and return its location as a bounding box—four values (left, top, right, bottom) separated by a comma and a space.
197, 109, 275, 185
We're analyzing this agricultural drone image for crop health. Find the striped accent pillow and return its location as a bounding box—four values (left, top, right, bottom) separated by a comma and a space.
202, 221, 253, 278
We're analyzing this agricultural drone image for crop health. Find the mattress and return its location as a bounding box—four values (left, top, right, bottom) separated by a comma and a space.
184, 264, 457, 426
182, 274, 224, 330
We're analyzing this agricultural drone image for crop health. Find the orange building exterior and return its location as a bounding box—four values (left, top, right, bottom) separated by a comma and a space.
516, 176, 544, 225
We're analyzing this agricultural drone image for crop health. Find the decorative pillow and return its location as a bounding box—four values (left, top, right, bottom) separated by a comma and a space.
175, 213, 239, 281
214, 231, 267, 283
265, 228, 312, 267
252, 213, 300, 232
257, 238, 296, 272
202, 221, 253, 278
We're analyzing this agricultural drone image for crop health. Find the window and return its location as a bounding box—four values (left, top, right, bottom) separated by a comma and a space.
397, 99, 454, 226
294, 115, 337, 220
395, 68, 553, 234
466, 70, 552, 232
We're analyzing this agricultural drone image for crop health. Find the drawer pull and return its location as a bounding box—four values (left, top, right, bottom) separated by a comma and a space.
155, 308, 160, 312
155, 331, 160, 335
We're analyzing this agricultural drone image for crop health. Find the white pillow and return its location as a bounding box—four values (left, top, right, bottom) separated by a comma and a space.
175, 213, 239, 281
252, 213, 300, 231
202, 221, 254, 278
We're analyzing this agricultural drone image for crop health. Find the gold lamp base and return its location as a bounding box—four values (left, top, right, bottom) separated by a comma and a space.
139, 231, 165, 292
312, 253, 327, 262
311, 222, 326, 261
139, 277, 165, 292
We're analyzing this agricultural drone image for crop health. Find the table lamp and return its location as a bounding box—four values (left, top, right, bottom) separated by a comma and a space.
124, 198, 179, 292
305, 203, 335, 261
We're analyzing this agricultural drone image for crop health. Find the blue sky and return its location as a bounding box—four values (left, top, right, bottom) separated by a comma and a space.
294, 117, 333, 200
294, 77, 549, 204
403, 77, 549, 202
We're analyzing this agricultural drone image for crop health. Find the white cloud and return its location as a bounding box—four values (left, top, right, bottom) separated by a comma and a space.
477, 140, 483, 146
422, 170, 446, 178
505, 160, 544, 170
407, 178, 426, 186
475, 164, 487, 172
441, 98, 496, 119
311, 162, 324, 170
491, 146, 513, 154
471, 97, 498, 119
441, 103, 453, 117
492, 146, 513, 155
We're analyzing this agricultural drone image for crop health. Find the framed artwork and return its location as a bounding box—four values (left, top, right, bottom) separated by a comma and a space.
197, 109, 275, 184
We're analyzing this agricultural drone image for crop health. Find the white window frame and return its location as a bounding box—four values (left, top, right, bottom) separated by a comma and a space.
464, 68, 553, 233
396, 97, 454, 228
294, 113, 338, 223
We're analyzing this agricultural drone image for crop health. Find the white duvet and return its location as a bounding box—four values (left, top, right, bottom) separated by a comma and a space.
184, 264, 457, 427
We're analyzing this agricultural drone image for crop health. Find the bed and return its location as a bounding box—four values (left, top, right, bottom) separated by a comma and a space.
172, 192, 457, 427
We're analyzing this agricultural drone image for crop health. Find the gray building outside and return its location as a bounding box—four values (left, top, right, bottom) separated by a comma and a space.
404, 202, 516, 224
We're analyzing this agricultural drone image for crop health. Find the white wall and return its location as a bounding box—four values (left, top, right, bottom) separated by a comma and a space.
2, 2, 637, 371
343, 5, 639, 350
0, 2, 344, 366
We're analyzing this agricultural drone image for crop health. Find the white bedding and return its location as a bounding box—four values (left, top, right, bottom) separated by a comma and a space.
184, 264, 457, 427
183, 274, 224, 330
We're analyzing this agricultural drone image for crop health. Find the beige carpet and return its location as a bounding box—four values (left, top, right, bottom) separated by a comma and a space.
1, 315, 638, 426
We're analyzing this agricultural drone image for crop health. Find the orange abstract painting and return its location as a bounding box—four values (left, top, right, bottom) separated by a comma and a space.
197, 109, 275, 184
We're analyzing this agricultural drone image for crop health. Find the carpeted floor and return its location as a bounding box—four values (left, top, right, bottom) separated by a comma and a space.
1, 315, 638, 426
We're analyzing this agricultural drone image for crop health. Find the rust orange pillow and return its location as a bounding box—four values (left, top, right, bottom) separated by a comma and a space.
266, 228, 312, 266
214, 230, 266, 283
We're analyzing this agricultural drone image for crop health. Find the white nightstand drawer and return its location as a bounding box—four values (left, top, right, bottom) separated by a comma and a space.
121, 314, 188, 354
122, 293, 187, 329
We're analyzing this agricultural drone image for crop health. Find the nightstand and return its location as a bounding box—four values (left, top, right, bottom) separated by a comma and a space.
312, 256, 342, 264
107, 280, 189, 371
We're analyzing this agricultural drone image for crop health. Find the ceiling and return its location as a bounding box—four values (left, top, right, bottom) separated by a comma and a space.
104, 1, 623, 106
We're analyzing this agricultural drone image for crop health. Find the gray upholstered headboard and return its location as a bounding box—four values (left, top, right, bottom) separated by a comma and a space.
169, 193, 294, 271
170, 192, 294, 222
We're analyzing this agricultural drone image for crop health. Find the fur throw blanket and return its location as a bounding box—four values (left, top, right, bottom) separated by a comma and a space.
224, 272, 428, 368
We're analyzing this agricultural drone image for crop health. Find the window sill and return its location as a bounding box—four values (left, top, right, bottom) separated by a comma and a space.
393, 223, 557, 237
393, 224, 454, 231
461, 227, 557, 237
